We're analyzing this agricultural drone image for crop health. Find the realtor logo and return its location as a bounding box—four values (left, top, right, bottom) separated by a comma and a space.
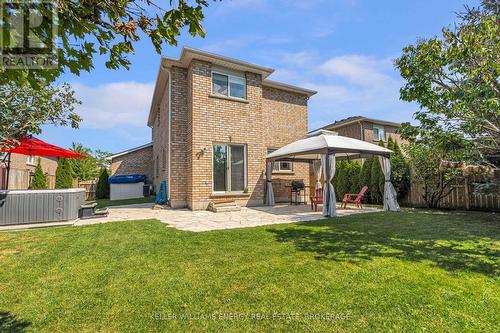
0, 0, 58, 69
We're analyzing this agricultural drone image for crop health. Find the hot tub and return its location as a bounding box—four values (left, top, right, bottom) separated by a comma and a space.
0, 188, 85, 225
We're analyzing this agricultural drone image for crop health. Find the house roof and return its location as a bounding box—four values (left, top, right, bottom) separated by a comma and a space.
109, 143, 152, 160
147, 47, 317, 126
316, 116, 402, 132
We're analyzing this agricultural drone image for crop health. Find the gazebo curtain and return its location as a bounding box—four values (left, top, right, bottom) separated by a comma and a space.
321, 153, 336, 217
379, 156, 400, 211
265, 161, 275, 206
312, 160, 322, 190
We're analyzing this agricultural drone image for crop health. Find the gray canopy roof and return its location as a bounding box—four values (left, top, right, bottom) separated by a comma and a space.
266, 134, 392, 162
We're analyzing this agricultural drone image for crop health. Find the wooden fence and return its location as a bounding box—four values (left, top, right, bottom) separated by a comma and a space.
2, 167, 97, 200
402, 176, 500, 211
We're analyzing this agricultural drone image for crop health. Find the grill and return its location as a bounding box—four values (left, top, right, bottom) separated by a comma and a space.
291, 180, 305, 191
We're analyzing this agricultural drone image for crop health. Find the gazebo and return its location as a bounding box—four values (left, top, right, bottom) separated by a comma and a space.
265, 131, 400, 217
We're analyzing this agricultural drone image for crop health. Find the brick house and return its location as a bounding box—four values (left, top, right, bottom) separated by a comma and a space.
144, 47, 316, 210
110, 143, 154, 183
316, 116, 405, 146
0, 153, 58, 189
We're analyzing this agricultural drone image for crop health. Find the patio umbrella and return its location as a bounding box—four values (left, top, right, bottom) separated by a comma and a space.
0, 137, 87, 189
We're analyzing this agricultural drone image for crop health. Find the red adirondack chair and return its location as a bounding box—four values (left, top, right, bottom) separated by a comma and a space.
310, 188, 323, 212
341, 186, 368, 208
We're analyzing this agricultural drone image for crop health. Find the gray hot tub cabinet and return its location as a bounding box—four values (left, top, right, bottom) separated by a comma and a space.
0, 188, 85, 225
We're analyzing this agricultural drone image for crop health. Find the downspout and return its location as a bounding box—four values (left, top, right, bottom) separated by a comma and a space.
160, 64, 172, 205
167, 69, 172, 205
358, 120, 364, 141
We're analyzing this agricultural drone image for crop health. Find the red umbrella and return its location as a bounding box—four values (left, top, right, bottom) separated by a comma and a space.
1, 137, 87, 158
1, 137, 87, 189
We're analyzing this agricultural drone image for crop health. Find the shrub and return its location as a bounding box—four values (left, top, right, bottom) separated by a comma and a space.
30, 159, 47, 189
96, 167, 110, 199
55, 158, 74, 189
369, 140, 386, 204
358, 158, 373, 203
389, 138, 410, 200
334, 160, 361, 201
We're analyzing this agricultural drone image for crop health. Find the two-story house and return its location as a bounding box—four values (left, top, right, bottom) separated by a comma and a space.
146, 47, 316, 210
0, 153, 58, 189
316, 116, 405, 146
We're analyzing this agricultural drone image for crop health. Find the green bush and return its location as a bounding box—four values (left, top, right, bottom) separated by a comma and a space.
334, 160, 361, 201
30, 159, 47, 189
96, 167, 110, 199
369, 141, 386, 204
55, 158, 74, 189
388, 137, 410, 200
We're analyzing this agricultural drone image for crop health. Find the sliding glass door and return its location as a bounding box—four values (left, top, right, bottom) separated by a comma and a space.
212, 144, 247, 193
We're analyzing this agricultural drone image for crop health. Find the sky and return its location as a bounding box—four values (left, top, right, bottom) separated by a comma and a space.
39, 0, 479, 154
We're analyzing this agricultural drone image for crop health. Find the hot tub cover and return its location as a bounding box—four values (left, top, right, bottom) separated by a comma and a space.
108, 174, 146, 184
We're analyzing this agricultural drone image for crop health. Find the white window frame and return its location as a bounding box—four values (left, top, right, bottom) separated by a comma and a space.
26, 155, 36, 166
212, 143, 247, 194
211, 70, 246, 100
373, 125, 385, 141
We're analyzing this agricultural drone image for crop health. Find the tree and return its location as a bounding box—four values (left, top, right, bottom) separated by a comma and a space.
96, 168, 110, 199
388, 137, 410, 200
95, 150, 113, 171
394, 1, 499, 168
369, 141, 386, 204
358, 158, 373, 203
0, 83, 81, 148
69, 143, 99, 181
1, 0, 218, 87
406, 141, 465, 208
55, 158, 74, 189
333, 160, 361, 201
30, 159, 48, 189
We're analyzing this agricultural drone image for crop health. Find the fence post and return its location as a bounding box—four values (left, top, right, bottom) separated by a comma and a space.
464, 176, 470, 210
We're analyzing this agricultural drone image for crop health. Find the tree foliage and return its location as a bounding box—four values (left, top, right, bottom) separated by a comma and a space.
0, 83, 81, 147
55, 158, 74, 189
405, 141, 465, 208
30, 159, 48, 189
0, 0, 218, 87
388, 137, 410, 199
394, 1, 499, 168
334, 160, 361, 201
69, 143, 112, 181
96, 167, 110, 199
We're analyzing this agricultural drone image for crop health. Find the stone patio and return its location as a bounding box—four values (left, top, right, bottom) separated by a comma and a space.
74, 203, 382, 232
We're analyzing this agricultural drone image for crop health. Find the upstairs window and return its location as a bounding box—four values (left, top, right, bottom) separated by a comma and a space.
373, 125, 385, 141
212, 71, 246, 99
27, 155, 36, 165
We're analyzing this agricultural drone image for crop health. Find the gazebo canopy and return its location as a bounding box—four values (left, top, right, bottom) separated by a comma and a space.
266, 133, 392, 162
264, 132, 400, 216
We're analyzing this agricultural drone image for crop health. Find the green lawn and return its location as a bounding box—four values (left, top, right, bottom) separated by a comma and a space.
0, 211, 498, 332
88, 196, 155, 209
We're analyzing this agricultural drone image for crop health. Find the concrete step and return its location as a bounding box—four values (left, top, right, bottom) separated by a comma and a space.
208, 201, 241, 213
211, 205, 241, 213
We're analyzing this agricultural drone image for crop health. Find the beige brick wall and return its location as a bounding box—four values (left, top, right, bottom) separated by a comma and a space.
153, 60, 311, 210
111, 146, 153, 184
7, 153, 58, 189
362, 122, 405, 146
262, 86, 310, 202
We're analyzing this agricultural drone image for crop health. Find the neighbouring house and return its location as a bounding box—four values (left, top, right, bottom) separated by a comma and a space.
110, 143, 154, 184
315, 116, 406, 146
0, 153, 58, 189
140, 47, 316, 209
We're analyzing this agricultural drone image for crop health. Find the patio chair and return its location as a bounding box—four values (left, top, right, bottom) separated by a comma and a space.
310, 188, 323, 212
341, 186, 368, 209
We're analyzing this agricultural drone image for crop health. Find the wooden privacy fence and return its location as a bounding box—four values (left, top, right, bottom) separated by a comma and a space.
77, 180, 97, 201
403, 176, 500, 211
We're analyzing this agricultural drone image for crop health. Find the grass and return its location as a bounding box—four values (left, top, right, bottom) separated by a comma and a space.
0, 211, 498, 332
87, 196, 155, 209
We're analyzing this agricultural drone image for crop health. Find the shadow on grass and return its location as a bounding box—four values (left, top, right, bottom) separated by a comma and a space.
0, 312, 31, 333
268, 211, 499, 277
